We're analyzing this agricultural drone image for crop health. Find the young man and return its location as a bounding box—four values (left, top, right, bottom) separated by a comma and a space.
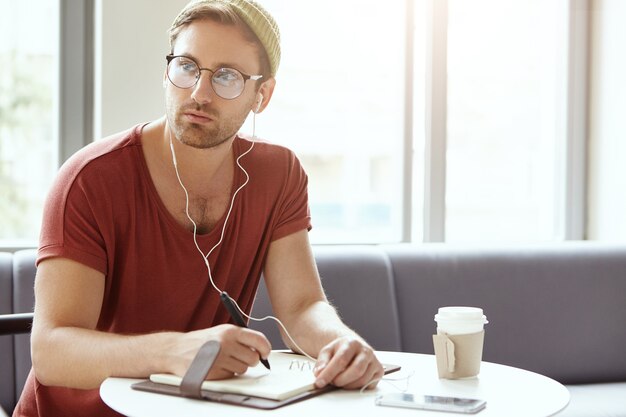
14, 1, 383, 416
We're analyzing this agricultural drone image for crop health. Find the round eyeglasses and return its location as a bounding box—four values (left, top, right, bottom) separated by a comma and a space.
165, 54, 263, 100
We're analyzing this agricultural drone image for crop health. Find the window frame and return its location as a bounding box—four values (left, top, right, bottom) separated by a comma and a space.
0, 0, 94, 252
59, 0, 95, 164
0, 0, 589, 250
419, 0, 590, 243
560, 0, 589, 240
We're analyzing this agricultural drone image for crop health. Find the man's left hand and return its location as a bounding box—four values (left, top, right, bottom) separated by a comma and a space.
312, 336, 384, 390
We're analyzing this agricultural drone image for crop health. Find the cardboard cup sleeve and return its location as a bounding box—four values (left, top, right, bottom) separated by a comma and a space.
432, 330, 485, 379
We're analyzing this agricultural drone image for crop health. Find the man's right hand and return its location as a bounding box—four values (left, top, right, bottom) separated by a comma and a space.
32, 257, 272, 389
165, 324, 272, 379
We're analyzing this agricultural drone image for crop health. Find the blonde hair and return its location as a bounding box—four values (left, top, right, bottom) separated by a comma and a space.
168, 1, 274, 78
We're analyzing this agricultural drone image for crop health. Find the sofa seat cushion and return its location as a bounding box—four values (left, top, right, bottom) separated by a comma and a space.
559, 382, 626, 417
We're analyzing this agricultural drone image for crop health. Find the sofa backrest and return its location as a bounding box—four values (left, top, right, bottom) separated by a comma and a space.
12, 250, 37, 402
2, 242, 626, 413
249, 245, 403, 352
385, 243, 626, 385
0, 252, 15, 414
253, 243, 626, 385
0, 249, 37, 414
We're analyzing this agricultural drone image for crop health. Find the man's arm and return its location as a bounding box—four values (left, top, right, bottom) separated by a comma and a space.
263, 230, 384, 390
31, 257, 271, 389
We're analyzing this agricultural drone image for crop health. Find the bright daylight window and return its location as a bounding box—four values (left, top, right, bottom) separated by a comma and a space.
244, 0, 407, 243
247, 0, 567, 244
0, 0, 59, 245
0, 0, 573, 246
445, 0, 565, 242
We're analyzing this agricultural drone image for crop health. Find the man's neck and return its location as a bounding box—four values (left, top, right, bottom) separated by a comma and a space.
157, 117, 236, 191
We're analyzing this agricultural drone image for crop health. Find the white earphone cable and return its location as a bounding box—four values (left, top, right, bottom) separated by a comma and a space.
168, 111, 315, 362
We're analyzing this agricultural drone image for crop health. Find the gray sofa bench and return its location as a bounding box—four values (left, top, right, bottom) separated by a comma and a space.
2, 243, 625, 416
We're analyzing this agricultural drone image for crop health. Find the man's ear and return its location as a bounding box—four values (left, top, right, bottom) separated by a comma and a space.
254, 77, 276, 114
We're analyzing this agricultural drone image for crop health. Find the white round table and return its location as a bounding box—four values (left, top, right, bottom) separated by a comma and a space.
100, 351, 569, 417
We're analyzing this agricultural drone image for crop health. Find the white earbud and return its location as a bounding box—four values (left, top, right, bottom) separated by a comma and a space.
255, 94, 264, 113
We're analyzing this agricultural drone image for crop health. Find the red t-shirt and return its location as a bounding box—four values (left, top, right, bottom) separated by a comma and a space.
14, 124, 311, 416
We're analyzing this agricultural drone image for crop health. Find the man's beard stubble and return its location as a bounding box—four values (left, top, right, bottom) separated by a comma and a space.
170, 102, 248, 150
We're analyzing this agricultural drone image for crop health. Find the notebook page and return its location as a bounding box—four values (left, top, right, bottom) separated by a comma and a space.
150, 352, 316, 401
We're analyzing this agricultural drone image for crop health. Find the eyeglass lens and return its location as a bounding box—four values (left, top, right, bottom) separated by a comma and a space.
167, 56, 246, 99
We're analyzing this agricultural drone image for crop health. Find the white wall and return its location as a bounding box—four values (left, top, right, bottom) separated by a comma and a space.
587, 0, 626, 240
94, 0, 188, 138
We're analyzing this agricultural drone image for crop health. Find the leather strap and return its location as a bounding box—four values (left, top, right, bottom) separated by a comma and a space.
180, 340, 221, 399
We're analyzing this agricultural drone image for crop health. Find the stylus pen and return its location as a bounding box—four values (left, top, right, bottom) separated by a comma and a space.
220, 291, 271, 370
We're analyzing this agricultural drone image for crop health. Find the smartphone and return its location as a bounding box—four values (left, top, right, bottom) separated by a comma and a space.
375, 393, 486, 414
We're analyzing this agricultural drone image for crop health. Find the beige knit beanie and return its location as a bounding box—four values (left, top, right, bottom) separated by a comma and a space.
228, 0, 281, 77
172, 0, 281, 77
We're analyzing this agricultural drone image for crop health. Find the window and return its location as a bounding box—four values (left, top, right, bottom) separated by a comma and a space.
244, 0, 408, 243
247, 0, 573, 244
0, 0, 59, 244
0, 0, 92, 248
0, 1, 587, 247
445, 0, 566, 242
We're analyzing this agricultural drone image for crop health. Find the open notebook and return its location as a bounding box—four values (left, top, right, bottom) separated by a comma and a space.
150, 351, 316, 401
132, 351, 401, 409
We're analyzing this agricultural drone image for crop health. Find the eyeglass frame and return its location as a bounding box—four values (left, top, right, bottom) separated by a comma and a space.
165, 54, 263, 99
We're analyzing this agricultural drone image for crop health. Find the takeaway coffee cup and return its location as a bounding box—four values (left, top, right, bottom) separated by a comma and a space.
432, 306, 488, 379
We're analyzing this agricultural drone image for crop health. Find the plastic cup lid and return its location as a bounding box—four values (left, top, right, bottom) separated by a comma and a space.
434, 306, 488, 323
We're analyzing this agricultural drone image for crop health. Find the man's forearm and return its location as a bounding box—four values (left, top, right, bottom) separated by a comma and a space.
280, 300, 365, 357
32, 325, 177, 389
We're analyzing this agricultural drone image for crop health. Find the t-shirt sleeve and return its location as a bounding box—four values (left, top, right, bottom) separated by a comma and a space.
270, 152, 312, 241
37, 162, 108, 275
